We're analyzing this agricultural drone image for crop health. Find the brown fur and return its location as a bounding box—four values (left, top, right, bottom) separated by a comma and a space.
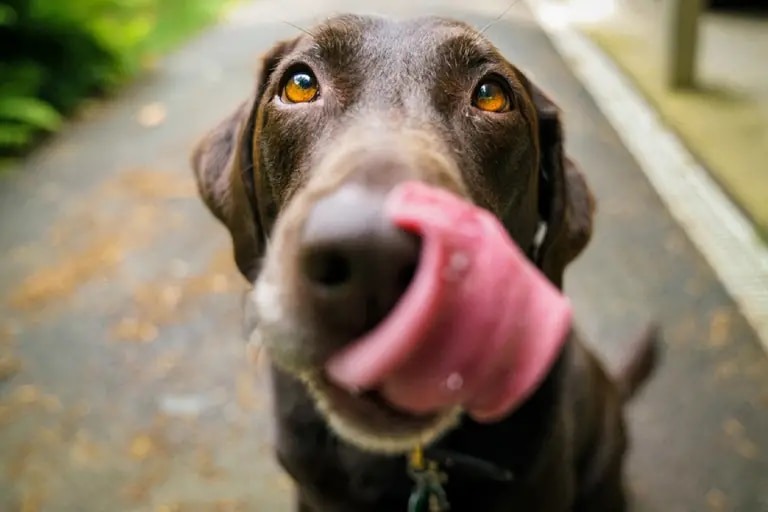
191, 15, 659, 511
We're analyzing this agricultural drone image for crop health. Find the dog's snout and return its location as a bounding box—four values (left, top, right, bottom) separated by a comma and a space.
299, 186, 420, 339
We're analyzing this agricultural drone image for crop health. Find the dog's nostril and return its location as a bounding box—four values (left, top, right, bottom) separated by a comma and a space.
298, 186, 423, 340
305, 249, 352, 288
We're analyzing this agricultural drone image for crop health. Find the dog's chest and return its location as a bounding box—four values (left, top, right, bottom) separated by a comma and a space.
270, 353, 576, 511
273, 397, 570, 512
280, 438, 568, 512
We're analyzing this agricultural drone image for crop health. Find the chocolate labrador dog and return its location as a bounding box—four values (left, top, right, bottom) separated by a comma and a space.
192, 14, 658, 512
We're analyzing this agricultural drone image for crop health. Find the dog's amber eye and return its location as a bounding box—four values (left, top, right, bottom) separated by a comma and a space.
282, 71, 319, 103
473, 81, 510, 113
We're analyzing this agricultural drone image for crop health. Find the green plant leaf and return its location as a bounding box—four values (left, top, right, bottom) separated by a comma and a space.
0, 4, 18, 26
0, 97, 63, 131
0, 62, 46, 97
0, 122, 38, 149
0, 0, 238, 155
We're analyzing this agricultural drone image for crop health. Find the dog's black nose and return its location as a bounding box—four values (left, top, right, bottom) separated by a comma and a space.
299, 185, 420, 339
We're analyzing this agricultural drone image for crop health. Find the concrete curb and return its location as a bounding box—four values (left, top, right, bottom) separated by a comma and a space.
524, 0, 768, 352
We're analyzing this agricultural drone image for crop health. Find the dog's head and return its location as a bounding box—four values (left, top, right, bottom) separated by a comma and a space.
192, 14, 594, 453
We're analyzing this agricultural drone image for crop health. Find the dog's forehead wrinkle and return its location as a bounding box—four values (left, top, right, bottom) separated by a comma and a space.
308, 15, 491, 76
437, 35, 498, 71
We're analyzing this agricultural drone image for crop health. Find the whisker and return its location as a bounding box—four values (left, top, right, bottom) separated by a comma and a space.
478, 0, 521, 36
281, 19, 316, 37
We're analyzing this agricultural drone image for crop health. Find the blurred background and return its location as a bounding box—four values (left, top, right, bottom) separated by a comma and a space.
557, 0, 768, 242
0, 0, 767, 510
0, 0, 237, 163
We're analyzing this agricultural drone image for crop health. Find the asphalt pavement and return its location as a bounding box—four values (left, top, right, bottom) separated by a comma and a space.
0, 0, 766, 510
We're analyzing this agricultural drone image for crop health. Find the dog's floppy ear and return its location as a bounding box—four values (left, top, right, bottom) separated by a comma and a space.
191, 38, 298, 281
528, 82, 595, 288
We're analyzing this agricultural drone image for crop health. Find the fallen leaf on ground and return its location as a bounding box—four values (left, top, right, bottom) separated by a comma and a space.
0, 353, 22, 381
137, 102, 167, 127
708, 309, 732, 348
0, 324, 15, 345
7, 237, 123, 310
0, 404, 22, 428
12, 385, 42, 405
196, 447, 227, 480
40, 393, 62, 413
154, 505, 181, 512
214, 500, 247, 512
122, 459, 170, 503
19, 486, 46, 512
705, 488, 729, 511
111, 317, 159, 343
69, 431, 104, 466
735, 439, 759, 459
111, 168, 197, 200
722, 418, 744, 437
116, 249, 241, 336
128, 434, 156, 461
151, 351, 182, 375
722, 417, 760, 460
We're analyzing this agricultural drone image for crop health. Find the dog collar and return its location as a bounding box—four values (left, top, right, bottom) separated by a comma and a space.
407, 444, 514, 511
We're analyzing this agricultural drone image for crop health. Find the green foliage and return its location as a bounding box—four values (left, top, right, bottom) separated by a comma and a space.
0, 0, 233, 157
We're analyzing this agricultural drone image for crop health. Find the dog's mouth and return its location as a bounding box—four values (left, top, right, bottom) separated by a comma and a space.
304, 373, 456, 436
301, 371, 461, 453
251, 181, 571, 454
311, 374, 432, 426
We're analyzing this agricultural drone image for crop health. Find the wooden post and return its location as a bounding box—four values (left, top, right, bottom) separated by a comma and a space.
665, 0, 704, 89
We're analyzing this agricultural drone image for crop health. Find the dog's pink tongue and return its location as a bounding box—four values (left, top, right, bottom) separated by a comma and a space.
325, 182, 572, 422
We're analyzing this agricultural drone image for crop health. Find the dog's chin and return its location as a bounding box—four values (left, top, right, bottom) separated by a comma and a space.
249, 279, 461, 454
301, 372, 463, 454
251, 323, 462, 454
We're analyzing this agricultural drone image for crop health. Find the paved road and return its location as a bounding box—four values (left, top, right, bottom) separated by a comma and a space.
0, 0, 766, 510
